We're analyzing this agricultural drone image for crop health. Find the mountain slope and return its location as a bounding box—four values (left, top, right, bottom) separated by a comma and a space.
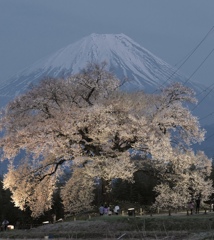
0, 33, 202, 97
0, 33, 213, 167
0, 33, 212, 126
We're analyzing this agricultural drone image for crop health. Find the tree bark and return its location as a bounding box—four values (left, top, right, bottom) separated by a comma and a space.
101, 178, 111, 205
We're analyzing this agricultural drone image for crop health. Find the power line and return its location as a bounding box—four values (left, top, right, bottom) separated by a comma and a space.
150, 26, 214, 126
192, 84, 214, 113
196, 82, 214, 98
183, 47, 214, 85
194, 83, 214, 121
204, 132, 214, 142
153, 26, 214, 92
200, 111, 214, 121
189, 47, 214, 113
174, 26, 214, 68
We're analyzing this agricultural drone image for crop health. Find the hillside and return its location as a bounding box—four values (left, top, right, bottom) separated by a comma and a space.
1, 214, 214, 239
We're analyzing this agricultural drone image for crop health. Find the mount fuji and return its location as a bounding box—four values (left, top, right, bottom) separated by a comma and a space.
0, 33, 214, 157
0, 33, 207, 103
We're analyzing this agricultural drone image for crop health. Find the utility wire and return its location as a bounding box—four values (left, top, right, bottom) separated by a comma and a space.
196, 82, 214, 98
200, 111, 214, 121
194, 83, 214, 121
176, 26, 214, 72
192, 84, 214, 112
153, 26, 214, 92
183, 47, 214, 85
169, 27, 214, 139
151, 26, 214, 127
174, 26, 214, 68
204, 132, 214, 142
188, 47, 214, 113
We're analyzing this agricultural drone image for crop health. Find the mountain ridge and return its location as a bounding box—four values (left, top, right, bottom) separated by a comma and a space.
0, 33, 213, 161
0, 33, 203, 98
0, 33, 213, 126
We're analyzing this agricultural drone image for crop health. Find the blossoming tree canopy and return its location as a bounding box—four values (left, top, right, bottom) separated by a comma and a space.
0, 63, 212, 217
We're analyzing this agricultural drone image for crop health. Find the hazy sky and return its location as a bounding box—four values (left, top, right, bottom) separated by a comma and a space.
1, 0, 214, 86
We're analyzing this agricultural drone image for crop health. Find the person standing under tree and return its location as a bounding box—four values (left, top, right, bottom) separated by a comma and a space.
99, 205, 104, 215
2, 219, 9, 231
114, 205, 120, 215
104, 205, 109, 215
188, 201, 194, 215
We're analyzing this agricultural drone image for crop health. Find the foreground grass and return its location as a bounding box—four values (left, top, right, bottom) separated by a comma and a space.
1, 212, 214, 239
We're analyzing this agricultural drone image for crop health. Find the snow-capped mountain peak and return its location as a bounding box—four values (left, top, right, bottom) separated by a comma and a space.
0, 33, 211, 123
0, 33, 190, 100
0, 33, 214, 158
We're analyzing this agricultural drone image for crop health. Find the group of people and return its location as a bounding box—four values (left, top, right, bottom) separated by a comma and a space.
188, 196, 201, 215
99, 204, 120, 216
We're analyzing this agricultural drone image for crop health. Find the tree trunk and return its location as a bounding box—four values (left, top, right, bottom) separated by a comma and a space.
101, 178, 111, 205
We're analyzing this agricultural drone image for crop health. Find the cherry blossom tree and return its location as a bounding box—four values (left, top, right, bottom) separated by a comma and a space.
140, 83, 213, 213
153, 150, 213, 214
0, 63, 212, 217
0, 63, 136, 216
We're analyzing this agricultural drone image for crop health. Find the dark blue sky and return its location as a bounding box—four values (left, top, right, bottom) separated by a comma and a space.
1, 0, 214, 86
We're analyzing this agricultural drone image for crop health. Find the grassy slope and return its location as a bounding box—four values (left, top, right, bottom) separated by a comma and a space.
1, 212, 214, 239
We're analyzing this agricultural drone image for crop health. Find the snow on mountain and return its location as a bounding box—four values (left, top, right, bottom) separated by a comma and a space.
0, 33, 213, 164
0, 33, 201, 98
0, 33, 213, 127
